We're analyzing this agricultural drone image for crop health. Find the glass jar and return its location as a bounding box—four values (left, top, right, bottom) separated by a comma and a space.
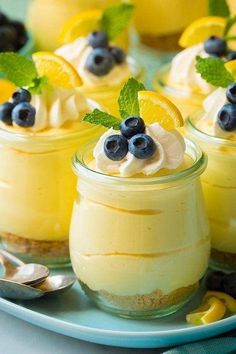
132, 0, 208, 51
153, 64, 207, 119
186, 114, 236, 271
0, 122, 100, 267
70, 138, 210, 319
79, 58, 145, 116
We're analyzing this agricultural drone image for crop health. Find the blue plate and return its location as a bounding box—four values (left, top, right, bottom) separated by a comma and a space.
0, 267, 235, 349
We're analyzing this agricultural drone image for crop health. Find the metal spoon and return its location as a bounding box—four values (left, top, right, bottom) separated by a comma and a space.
0, 249, 49, 285
0, 278, 44, 300
36, 275, 77, 295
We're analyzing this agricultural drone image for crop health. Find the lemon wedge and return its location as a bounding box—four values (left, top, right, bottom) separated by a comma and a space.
186, 297, 226, 325
0, 79, 16, 103
225, 60, 236, 79
179, 16, 226, 48
32, 52, 82, 89
204, 291, 236, 313
138, 91, 184, 130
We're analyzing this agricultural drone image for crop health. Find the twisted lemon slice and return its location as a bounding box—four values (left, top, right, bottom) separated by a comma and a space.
179, 16, 226, 48
138, 91, 184, 130
204, 291, 236, 313
0, 79, 16, 104
32, 52, 82, 89
186, 297, 226, 325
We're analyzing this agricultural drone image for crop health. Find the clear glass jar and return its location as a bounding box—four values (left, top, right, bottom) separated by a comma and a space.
0, 122, 100, 267
132, 0, 208, 51
70, 138, 210, 319
186, 113, 236, 271
153, 64, 207, 119
79, 58, 145, 116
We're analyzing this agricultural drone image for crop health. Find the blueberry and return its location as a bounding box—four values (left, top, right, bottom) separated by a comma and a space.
10, 20, 26, 36
227, 51, 236, 61
0, 102, 14, 125
15, 33, 28, 51
223, 273, 236, 298
88, 31, 108, 49
0, 12, 8, 26
204, 36, 226, 57
128, 134, 156, 159
110, 46, 126, 64
0, 43, 16, 52
0, 25, 17, 49
12, 102, 36, 127
85, 48, 115, 76
217, 103, 236, 131
12, 89, 31, 105
226, 83, 236, 104
120, 116, 145, 139
205, 271, 225, 291
104, 134, 128, 161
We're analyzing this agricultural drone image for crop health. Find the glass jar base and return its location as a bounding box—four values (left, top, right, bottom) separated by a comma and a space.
80, 281, 198, 319
0, 232, 70, 268
210, 249, 236, 272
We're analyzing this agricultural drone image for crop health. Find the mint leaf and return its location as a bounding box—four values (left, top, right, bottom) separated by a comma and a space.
196, 56, 234, 88
224, 16, 236, 36
101, 3, 134, 40
83, 109, 121, 130
118, 78, 145, 119
208, 0, 229, 17
0, 53, 37, 87
29, 76, 49, 94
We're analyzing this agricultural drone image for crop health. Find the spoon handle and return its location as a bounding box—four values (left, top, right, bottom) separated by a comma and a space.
0, 249, 25, 267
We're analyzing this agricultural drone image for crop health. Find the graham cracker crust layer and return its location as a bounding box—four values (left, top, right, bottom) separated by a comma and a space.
1, 232, 69, 258
139, 32, 181, 51
211, 248, 236, 269
88, 283, 198, 311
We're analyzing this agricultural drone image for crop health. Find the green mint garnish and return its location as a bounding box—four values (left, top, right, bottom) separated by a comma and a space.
224, 16, 236, 36
101, 3, 134, 40
83, 109, 121, 130
196, 56, 234, 88
0, 53, 37, 88
0, 52, 49, 94
118, 78, 145, 119
208, 0, 230, 17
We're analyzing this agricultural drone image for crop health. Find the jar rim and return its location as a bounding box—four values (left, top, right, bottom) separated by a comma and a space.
186, 110, 236, 148
72, 137, 207, 186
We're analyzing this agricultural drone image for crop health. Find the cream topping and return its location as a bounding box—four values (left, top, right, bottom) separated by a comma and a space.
55, 37, 131, 88
198, 87, 236, 139
94, 123, 185, 177
16, 88, 92, 132
169, 44, 212, 94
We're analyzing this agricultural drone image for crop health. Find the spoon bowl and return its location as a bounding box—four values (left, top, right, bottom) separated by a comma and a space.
0, 278, 44, 300
36, 275, 77, 295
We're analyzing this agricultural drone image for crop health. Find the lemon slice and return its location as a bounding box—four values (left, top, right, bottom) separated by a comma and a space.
186, 297, 226, 325
179, 16, 226, 48
0, 79, 16, 103
59, 10, 102, 45
138, 91, 184, 130
32, 52, 82, 89
204, 291, 236, 313
225, 60, 236, 79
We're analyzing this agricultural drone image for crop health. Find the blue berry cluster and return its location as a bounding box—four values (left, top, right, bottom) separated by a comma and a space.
0, 89, 36, 127
104, 116, 156, 161
0, 11, 28, 52
204, 36, 236, 61
217, 83, 236, 131
85, 31, 126, 76
206, 271, 236, 298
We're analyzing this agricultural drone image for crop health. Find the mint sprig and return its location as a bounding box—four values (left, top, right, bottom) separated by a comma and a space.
101, 3, 134, 40
196, 56, 234, 88
0, 52, 48, 94
208, 0, 230, 17
83, 78, 146, 130
83, 109, 121, 130
118, 78, 145, 119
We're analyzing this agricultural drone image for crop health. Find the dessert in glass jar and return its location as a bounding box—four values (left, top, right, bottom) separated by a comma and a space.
55, 3, 144, 116
70, 79, 210, 318
153, 16, 236, 119
0, 52, 100, 266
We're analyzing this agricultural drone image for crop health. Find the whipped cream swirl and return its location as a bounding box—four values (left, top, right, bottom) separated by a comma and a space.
18, 88, 92, 132
56, 38, 131, 88
169, 44, 212, 94
94, 123, 186, 177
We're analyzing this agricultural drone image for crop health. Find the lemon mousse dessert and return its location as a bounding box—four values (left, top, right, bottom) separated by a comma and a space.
56, 3, 143, 116
186, 56, 236, 271
70, 79, 210, 318
153, 16, 236, 118
0, 52, 100, 266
